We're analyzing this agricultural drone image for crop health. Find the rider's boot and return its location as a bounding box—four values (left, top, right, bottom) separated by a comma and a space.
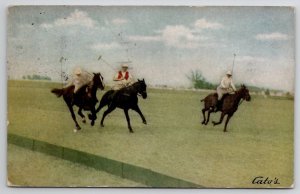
215, 100, 222, 112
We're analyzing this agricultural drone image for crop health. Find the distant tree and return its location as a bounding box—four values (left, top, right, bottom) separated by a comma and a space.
265, 89, 270, 96
23, 74, 51, 81
187, 70, 216, 89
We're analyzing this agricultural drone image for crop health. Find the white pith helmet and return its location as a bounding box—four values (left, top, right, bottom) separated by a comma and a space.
74, 67, 82, 75
226, 70, 232, 76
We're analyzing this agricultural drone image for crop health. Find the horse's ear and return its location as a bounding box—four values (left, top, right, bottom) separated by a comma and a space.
137, 79, 140, 81
143, 78, 145, 81
93, 73, 96, 75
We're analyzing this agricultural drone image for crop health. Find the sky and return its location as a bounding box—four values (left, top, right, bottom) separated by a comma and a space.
7, 6, 295, 91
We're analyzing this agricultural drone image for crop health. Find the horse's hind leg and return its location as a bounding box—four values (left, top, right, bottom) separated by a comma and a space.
212, 112, 225, 126
205, 108, 214, 125
77, 108, 86, 123
132, 105, 146, 124
124, 109, 133, 133
223, 114, 233, 132
100, 105, 116, 127
201, 108, 207, 124
67, 103, 81, 131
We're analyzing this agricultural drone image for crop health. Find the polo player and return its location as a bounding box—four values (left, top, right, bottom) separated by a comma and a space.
216, 70, 236, 109
66, 67, 93, 95
112, 64, 134, 90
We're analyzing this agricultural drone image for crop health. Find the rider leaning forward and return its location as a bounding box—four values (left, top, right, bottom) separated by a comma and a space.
216, 70, 236, 109
65, 67, 93, 97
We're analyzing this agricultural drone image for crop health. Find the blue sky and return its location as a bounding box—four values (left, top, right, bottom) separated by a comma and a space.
7, 6, 295, 91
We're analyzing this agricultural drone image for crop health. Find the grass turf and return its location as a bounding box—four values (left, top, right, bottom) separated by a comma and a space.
7, 80, 294, 188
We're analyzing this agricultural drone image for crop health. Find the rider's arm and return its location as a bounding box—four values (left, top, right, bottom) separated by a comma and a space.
230, 80, 237, 91
113, 73, 123, 81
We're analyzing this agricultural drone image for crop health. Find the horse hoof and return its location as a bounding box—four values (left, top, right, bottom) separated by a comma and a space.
101, 124, 104, 127
143, 121, 147, 125
201, 121, 205, 125
129, 130, 134, 133
91, 121, 95, 126
82, 119, 86, 123
73, 129, 78, 133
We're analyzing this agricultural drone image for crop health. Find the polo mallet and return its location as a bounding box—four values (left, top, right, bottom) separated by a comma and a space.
231, 53, 236, 75
97, 55, 116, 71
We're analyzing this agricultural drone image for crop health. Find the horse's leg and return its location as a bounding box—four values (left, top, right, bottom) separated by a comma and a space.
223, 114, 233, 132
201, 108, 207, 124
132, 105, 147, 124
90, 105, 98, 126
66, 103, 81, 131
77, 108, 86, 123
212, 112, 225, 126
124, 109, 133, 133
205, 108, 214, 125
100, 105, 116, 127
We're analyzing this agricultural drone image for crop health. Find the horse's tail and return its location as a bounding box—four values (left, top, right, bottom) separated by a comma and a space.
96, 90, 114, 113
51, 88, 64, 98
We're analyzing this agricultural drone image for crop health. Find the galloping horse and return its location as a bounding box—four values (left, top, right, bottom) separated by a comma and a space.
51, 73, 105, 132
201, 85, 251, 132
96, 79, 147, 133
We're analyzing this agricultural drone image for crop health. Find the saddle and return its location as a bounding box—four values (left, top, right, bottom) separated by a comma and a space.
214, 93, 229, 112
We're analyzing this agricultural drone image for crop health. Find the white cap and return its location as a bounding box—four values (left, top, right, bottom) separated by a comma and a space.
226, 70, 232, 76
121, 64, 129, 68
74, 67, 82, 75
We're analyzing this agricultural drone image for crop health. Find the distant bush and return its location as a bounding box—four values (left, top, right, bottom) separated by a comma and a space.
23, 74, 51, 81
187, 70, 217, 89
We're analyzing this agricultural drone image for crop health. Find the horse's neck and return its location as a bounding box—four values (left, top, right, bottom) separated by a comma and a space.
124, 83, 138, 94
90, 81, 98, 96
233, 90, 243, 104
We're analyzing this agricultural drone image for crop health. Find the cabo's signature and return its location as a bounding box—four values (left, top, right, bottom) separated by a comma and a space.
252, 176, 280, 185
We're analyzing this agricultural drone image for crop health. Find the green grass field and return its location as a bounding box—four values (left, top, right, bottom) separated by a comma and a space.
7, 80, 294, 188
8, 144, 143, 187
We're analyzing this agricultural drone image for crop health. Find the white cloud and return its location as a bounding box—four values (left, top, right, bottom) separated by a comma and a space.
235, 55, 268, 63
40, 9, 96, 29
255, 32, 288, 41
127, 35, 161, 42
194, 18, 223, 30
161, 25, 202, 48
125, 18, 222, 49
111, 18, 128, 25
91, 42, 122, 50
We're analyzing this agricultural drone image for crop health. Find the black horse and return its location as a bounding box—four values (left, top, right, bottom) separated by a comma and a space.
201, 85, 251, 132
51, 73, 105, 132
96, 79, 147, 133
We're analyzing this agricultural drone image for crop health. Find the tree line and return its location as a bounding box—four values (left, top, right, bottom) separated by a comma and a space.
22, 74, 51, 81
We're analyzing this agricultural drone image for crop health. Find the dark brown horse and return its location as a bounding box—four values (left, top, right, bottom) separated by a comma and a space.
96, 79, 147, 133
51, 73, 105, 132
201, 85, 251, 132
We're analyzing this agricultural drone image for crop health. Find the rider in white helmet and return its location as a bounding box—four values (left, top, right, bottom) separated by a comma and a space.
216, 70, 236, 109
66, 67, 93, 94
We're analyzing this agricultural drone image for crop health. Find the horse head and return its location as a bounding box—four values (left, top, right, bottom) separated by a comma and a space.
136, 79, 147, 99
240, 84, 251, 101
93, 73, 105, 90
